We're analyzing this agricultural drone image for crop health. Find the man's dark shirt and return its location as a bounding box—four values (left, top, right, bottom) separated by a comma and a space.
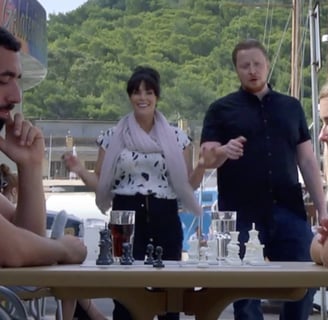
201, 87, 310, 221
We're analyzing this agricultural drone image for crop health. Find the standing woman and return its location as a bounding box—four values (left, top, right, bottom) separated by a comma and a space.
96, 66, 203, 320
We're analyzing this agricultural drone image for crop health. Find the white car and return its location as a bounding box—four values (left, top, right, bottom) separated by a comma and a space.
44, 180, 109, 260
46, 192, 108, 229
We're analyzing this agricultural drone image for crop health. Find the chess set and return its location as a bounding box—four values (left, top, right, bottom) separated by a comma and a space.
82, 223, 274, 269
89, 227, 166, 268
184, 222, 267, 268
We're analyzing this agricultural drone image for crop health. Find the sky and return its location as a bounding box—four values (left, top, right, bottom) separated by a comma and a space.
37, 0, 88, 15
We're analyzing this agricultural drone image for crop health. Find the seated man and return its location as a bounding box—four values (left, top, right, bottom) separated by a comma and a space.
0, 26, 87, 268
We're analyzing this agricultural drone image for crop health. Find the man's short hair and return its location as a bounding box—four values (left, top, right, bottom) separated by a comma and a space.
232, 39, 268, 67
0, 27, 21, 52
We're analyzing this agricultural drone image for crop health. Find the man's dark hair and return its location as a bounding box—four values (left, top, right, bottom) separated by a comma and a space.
232, 39, 268, 67
0, 27, 21, 52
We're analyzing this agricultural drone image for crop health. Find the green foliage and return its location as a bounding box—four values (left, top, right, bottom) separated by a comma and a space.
24, 0, 328, 125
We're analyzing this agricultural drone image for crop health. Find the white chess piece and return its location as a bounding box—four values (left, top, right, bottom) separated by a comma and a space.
187, 238, 199, 264
206, 237, 218, 264
243, 223, 265, 265
197, 246, 209, 268
226, 231, 242, 265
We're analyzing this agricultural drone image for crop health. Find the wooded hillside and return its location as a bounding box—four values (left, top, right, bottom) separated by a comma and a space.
24, 0, 328, 124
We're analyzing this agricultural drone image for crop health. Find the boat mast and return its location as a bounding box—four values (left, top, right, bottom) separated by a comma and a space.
309, 0, 321, 166
291, 0, 301, 99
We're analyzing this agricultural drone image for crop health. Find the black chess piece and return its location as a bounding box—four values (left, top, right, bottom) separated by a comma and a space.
153, 246, 165, 268
144, 243, 154, 265
96, 228, 114, 265
120, 242, 133, 265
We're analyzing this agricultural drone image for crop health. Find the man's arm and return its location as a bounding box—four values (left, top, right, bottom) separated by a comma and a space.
310, 233, 323, 265
62, 148, 105, 191
182, 145, 205, 190
297, 140, 327, 221
0, 215, 87, 267
199, 136, 247, 169
0, 113, 46, 235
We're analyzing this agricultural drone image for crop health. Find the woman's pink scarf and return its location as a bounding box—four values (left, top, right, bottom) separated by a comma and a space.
96, 110, 202, 216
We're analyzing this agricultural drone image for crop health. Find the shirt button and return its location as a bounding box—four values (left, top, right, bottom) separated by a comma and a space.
141, 204, 145, 208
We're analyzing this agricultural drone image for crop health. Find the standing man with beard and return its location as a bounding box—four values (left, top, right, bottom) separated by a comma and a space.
200, 39, 327, 320
0, 26, 87, 268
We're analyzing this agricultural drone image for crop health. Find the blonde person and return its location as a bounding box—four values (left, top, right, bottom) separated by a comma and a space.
311, 82, 328, 266
0, 163, 18, 204
318, 82, 328, 184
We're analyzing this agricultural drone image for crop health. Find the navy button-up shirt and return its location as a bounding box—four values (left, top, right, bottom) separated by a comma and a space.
201, 86, 310, 221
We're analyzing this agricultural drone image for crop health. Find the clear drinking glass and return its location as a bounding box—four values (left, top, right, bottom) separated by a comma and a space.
211, 211, 237, 260
211, 211, 237, 234
109, 210, 135, 262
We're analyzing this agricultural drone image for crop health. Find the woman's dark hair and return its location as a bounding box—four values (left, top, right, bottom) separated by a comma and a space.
126, 66, 160, 98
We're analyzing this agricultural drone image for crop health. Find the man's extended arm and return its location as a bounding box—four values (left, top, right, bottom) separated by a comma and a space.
0, 214, 86, 267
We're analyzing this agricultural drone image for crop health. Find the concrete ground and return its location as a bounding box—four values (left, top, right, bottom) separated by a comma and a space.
38, 297, 324, 319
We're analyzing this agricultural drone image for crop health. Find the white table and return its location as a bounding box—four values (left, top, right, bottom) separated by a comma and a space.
0, 261, 327, 320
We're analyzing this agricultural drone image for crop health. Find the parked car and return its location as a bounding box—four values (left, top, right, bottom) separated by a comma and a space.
46, 209, 83, 238
46, 192, 108, 228
44, 180, 109, 260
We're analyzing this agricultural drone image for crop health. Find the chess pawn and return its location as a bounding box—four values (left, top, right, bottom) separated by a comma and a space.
187, 238, 199, 263
197, 246, 209, 268
217, 232, 231, 260
120, 242, 133, 265
226, 231, 242, 265
206, 237, 218, 263
144, 243, 155, 265
153, 246, 165, 268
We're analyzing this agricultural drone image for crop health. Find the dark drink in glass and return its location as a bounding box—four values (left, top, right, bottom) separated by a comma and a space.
109, 210, 135, 262
110, 223, 134, 257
